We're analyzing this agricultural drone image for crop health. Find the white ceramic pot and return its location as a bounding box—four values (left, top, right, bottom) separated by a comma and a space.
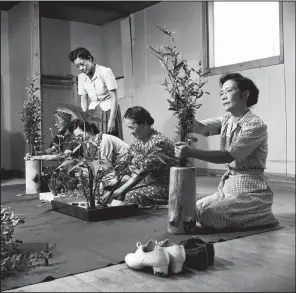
25, 159, 41, 194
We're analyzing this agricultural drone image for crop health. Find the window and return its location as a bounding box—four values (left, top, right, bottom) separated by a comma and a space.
203, 2, 283, 75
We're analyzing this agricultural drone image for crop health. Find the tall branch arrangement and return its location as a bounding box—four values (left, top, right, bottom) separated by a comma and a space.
20, 78, 43, 156
148, 26, 209, 167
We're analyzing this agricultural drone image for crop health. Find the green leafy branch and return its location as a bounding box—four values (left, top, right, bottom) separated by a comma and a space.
20, 78, 44, 156
148, 26, 210, 166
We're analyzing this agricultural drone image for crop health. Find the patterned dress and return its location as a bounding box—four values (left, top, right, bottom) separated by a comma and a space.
196, 110, 279, 230
124, 129, 175, 208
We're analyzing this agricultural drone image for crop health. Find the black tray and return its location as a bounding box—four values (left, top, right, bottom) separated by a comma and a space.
51, 200, 138, 222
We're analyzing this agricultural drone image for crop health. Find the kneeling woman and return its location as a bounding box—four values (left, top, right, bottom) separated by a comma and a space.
46, 111, 82, 156
175, 73, 279, 231
68, 119, 129, 168
104, 106, 175, 208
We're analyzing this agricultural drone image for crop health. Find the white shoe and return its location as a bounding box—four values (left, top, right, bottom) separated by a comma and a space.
157, 239, 186, 274
125, 240, 170, 276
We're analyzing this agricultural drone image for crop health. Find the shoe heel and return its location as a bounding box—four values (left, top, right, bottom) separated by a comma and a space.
153, 265, 168, 277
170, 260, 184, 274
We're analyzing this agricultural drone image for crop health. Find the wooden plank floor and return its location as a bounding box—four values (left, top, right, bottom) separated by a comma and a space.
4, 178, 295, 292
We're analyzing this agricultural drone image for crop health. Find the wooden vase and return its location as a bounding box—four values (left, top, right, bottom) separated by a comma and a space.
168, 166, 197, 234
25, 160, 41, 194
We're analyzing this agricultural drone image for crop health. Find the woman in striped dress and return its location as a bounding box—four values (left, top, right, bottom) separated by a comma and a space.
175, 73, 279, 231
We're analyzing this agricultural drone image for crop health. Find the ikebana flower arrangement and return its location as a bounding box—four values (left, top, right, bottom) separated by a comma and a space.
42, 163, 80, 197
56, 150, 130, 209
51, 104, 107, 209
148, 26, 209, 167
148, 26, 210, 234
20, 78, 43, 156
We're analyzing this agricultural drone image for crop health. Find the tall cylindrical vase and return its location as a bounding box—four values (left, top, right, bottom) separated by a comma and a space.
168, 166, 197, 234
25, 160, 41, 194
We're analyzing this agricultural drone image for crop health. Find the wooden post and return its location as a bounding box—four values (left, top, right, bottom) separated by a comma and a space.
29, 2, 42, 190
120, 16, 135, 102
168, 167, 197, 234
30, 1, 42, 148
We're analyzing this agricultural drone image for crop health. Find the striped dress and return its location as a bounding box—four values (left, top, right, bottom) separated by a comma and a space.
196, 110, 279, 230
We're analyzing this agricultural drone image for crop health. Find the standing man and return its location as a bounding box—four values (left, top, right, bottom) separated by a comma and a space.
69, 47, 123, 139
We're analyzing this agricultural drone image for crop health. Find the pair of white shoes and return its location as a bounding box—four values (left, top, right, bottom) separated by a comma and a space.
125, 239, 186, 277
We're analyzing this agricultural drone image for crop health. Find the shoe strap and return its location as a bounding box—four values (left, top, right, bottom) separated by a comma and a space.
157, 239, 174, 247
136, 242, 142, 248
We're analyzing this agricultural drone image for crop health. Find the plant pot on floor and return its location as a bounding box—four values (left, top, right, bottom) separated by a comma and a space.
168, 166, 197, 234
25, 159, 41, 194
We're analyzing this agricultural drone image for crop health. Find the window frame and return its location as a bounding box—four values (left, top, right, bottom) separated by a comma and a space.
202, 1, 284, 76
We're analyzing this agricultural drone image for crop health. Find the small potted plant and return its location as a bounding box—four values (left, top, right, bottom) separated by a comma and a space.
148, 26, 209, 234
20, 78, 44, 194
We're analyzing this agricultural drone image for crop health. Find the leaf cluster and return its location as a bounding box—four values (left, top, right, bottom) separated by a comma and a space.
147, 26, 210, 144
1, 206, 54, 279
19, 78, 44, 155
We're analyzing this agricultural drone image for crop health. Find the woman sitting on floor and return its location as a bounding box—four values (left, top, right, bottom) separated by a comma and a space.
46, 111, 82, 157
175, 72, 279, 231
68, 119, 129, 169
102, 106, 175, 208
24, 112, 82, 160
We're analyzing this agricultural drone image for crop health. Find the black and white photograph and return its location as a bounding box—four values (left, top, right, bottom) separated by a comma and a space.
1, 0, 295, 291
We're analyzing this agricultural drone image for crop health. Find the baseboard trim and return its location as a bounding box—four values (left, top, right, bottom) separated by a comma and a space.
0, 169, 24, 181
195, 168, 295, 183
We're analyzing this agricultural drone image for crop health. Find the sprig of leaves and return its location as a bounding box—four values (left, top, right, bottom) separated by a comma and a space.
20, 78, 44, 155
148, 26, 210, 165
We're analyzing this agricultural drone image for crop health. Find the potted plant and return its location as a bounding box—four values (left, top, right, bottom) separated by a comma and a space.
48, 104, 172, 221
148, 26, 209, 234
20, 78, 44, 194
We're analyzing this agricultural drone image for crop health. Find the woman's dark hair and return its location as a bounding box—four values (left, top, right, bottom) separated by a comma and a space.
68, 119, 100, 135
219, 73, 259, 107
123, 106, 154, 126
69, 47, 94, 63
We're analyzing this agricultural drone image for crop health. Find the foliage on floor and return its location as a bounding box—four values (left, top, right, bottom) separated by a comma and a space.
1, 206, 56, 279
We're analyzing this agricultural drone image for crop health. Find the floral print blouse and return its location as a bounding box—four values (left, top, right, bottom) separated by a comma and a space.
128, 129, 175, 186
